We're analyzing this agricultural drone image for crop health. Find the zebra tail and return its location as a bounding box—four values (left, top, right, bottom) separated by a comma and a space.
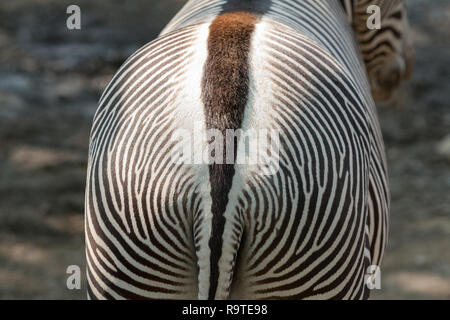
196, 11, 257, 300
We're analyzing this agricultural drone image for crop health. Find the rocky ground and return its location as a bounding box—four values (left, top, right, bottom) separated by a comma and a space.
0, 0, 448, 299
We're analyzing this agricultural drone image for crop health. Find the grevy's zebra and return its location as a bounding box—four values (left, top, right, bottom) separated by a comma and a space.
85, 0, 414, 299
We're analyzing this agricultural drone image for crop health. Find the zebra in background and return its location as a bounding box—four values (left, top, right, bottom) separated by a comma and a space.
85, 0, 414, 299
339, 0, 415, 101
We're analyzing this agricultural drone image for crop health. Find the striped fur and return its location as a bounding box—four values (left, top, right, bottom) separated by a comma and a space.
340, 0, 414, 100
85, 0, 413, 300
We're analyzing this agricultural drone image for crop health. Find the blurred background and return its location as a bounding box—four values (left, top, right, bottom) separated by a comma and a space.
0, 0, 448, 299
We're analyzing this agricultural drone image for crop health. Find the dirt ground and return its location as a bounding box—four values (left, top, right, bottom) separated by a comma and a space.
0, 0, 448, 299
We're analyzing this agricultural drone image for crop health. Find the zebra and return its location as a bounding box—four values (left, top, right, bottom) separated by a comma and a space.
85, 0, 414, 299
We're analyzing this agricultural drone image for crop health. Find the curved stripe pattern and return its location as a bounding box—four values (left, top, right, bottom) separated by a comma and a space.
85, 0, 411, 300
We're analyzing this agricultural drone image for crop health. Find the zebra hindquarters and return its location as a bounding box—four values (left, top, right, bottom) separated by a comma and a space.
227, 20, 377, 299
85, 120, 201, 299
85, 25, 213, 299
85, 17, 388, 300
226, 114, 373, 299
229, 147, 372, 299
85, 170, 200, 299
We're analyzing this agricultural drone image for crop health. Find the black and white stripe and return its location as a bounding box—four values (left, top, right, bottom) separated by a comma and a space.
85, 0, 412, 300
